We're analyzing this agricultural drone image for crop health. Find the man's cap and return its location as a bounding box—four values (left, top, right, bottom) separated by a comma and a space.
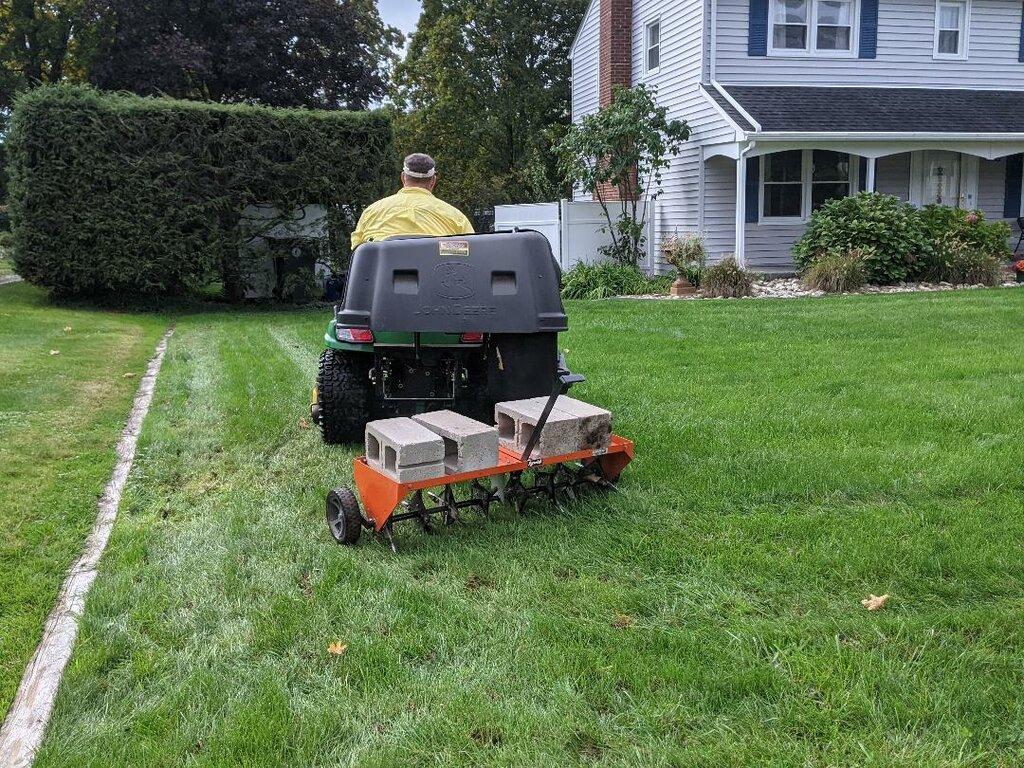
403, 153, 436, 179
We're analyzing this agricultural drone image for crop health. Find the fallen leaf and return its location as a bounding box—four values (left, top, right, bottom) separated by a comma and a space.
327, 641, 348, 656
49, 349, 60, 356
611, 614, 634, 629
298, 417, 311, 429
861, 594, 890, 612
63, 325, 72, 333
123, 372, 136, 378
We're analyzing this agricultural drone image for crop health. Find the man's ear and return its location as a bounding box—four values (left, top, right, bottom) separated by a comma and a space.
427, 176, 438, 191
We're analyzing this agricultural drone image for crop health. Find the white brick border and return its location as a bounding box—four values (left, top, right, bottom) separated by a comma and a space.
0, 328, 174, 768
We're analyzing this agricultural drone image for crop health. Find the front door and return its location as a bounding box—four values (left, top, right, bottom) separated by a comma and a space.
910, 151, 978, 208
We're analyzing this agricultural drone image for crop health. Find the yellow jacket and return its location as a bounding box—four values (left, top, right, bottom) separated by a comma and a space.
351, 187, 474, 249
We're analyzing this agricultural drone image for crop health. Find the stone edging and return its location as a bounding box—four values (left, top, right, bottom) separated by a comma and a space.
0, 328, 174, 768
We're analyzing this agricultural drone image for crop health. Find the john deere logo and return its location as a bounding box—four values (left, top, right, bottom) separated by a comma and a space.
435, 261, 474, 300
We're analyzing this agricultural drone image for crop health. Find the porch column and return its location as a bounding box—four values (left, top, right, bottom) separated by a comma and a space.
735, 155, 747, 267
866, 156, 876, 192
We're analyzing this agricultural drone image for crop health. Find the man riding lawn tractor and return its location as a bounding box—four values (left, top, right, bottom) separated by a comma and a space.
311, 154, 566, 444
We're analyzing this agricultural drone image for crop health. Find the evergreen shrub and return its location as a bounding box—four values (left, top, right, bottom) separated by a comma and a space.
8, 85, 394, 298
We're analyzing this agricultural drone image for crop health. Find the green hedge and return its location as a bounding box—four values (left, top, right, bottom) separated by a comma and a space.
8, 85, 394, 298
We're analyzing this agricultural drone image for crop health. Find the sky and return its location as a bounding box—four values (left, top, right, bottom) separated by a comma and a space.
378, 0, 423, 40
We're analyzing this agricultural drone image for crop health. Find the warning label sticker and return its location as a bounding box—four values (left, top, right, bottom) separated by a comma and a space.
438, 239, 470, 258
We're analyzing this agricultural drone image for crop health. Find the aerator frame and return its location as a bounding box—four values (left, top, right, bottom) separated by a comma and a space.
325, 374, 633, 551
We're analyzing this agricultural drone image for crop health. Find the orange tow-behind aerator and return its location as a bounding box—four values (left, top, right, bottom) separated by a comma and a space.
325, 373, 634, 551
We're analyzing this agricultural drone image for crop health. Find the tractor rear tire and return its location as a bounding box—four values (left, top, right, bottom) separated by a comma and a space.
326, 486, 363, 545
316, 349, 372, 444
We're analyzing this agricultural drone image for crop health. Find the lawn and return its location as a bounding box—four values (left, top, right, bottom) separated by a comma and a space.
18, 287, 1024, 766
0, 283, 167, 713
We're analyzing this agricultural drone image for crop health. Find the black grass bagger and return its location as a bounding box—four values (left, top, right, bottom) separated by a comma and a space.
311, 231, 570, 443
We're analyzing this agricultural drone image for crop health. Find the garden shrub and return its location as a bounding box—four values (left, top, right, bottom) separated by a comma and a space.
7, 85, 394, 299
560, 262, 667, 299
794, 193, 930, 284
915, 206, 1011, 284
802, 248, 868, 293
702, 256, 752, 298
931, 238, 1005, 286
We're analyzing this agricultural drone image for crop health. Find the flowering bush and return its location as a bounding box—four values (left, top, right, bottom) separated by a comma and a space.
660, 232, 706, 285
1015, 259, 1024, 272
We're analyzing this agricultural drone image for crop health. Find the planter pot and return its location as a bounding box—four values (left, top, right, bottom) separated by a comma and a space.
670, 275, 697, 297
1017, 271, 1024, 284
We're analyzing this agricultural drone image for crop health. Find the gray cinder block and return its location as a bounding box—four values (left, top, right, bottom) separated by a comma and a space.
494, 398, 582, 458
549, 396, 612, 450
365, 417, 445, 482
495, 396, 613, 458
412, 410, 499, 473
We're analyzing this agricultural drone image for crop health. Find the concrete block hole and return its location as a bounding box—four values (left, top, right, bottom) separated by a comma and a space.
497, 413, 516, 442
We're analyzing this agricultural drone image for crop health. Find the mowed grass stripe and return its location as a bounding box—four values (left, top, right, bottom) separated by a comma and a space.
34, 289, 1024, 766
0, 283, 166, 714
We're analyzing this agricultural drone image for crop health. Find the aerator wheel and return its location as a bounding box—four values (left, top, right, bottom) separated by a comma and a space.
326, 486, 364, 545
316, 349, 372, 444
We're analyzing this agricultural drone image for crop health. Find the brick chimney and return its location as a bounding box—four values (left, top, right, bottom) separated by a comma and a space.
597, 0, 634, 201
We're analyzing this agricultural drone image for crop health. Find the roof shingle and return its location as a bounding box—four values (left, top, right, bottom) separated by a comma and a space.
720, 86, 1024, 133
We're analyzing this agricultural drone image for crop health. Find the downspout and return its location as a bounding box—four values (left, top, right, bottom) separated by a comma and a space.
735, 139, 756, 268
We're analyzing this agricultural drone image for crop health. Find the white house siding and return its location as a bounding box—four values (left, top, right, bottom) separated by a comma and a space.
975, 158, 1020, 242
703, 156, 738, 260
631, 0, 735, 271
703, 156, 800, 272
978, 158, 1008, 221
744, 223, 806, 271
714, 0, 1024, 87
567, 0, 737, 270
570, 0, 600, 124
875, 153, 912, 201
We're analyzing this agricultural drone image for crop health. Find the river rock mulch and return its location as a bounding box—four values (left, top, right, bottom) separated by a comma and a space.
627, 276, 1024, 300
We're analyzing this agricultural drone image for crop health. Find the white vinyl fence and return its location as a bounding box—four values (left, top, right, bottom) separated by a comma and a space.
494, 200, 655, 272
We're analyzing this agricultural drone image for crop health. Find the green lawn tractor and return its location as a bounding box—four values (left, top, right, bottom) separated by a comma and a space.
311, 231, 569, 443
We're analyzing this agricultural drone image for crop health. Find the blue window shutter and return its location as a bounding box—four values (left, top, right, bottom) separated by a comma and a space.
745, 157, 760, 223
1018, 1, 1024, 61
859, 0, 879, 59
858, 157, 868, 192
1004, 154, 1023, 218
749, 0, 769, 56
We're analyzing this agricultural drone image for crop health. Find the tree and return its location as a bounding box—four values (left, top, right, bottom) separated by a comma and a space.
86, 0, 389, 110
392, 0, 588, 222
0, 0, 95, 110
555, 84, 689, 266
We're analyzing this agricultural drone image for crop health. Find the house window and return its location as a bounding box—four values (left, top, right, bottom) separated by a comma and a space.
811, 150, 852, 210
772, 0, 809, 50
934, 0, 968, 59
645, 20, 661, 72
770, 0, 856, 55
761, 150, 855, 220
763, 150, 804, 218
815, 0, 854, 51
